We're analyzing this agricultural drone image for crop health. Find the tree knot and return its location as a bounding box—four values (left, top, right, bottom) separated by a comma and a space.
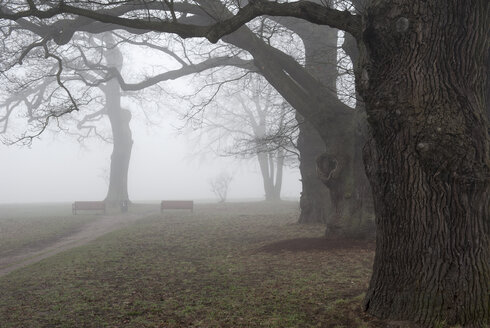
395, 17, 409, 33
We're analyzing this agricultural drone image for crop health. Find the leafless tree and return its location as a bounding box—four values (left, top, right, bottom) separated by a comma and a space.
0, 1, 488, 325
209, 171, 233, 203
187, 73, 298, 201
0, 27, 253, 205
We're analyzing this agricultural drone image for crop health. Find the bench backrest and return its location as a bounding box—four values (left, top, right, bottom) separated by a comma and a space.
160, 200, 194, 211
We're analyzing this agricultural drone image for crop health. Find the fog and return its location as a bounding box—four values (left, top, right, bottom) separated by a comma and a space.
0, 35, 304, 204
0, 118, 301, 204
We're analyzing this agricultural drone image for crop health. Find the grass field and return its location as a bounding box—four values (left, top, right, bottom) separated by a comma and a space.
0, 203, 97, 258
0, 201, 380, 327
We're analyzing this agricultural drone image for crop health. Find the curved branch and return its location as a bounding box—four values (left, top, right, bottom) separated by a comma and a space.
0, 1, 362, 42
93, 56, 255, 91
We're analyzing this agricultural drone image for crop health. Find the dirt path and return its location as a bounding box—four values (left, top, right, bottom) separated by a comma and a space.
0, 213, 150, 278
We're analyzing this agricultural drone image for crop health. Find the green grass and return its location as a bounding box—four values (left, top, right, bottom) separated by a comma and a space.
0, 203, 98, 257
0, 201, 377, 327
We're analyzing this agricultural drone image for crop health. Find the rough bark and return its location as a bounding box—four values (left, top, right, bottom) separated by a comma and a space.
358, 1, 489, 326
102, 34, 133, 206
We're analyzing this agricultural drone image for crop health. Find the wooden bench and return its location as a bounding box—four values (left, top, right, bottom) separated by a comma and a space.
72, 201, 106, 215
160, 200, 194, 213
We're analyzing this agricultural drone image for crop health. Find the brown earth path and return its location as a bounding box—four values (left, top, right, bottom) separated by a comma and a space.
0, 213, 151, 278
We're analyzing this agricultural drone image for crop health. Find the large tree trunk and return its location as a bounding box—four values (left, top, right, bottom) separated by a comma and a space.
102, 34, 133, 207
296, 115, 330, 224
315, 116, 362, 235
358, 1, 489, 325
294, 22, 333, 225
298, 22, 373, 235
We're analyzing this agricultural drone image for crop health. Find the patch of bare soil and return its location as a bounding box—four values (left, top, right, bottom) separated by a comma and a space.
256, 237, 375, 253
0, 213, 148, 278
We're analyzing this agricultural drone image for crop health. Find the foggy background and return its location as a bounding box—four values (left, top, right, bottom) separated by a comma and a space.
0, 120, 301, 204
0, 40, 302, 204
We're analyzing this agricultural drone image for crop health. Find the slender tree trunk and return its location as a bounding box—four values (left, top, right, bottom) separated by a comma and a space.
358, 1, 489, 325
257, 152, 272, 200
268, 153, 275, 191
102, 34, 133, 207
257, 151, 282, 201
273, 150, 284, 201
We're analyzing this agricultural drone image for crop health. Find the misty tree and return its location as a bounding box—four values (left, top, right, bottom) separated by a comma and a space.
159, 7, 363, 227
130, 31, 321, 207
277, 11, 372, 230
0, 0, 488, 326
209, 171, 233, 203
185, 73, 298, 202
173, 0, 372, 230
71, 32, 135, 206
0, 24, 251, 205
0, 30, 135, 206
94, 33, 133, 206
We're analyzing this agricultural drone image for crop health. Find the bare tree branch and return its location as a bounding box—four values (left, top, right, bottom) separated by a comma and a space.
0, 0, 362, 43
